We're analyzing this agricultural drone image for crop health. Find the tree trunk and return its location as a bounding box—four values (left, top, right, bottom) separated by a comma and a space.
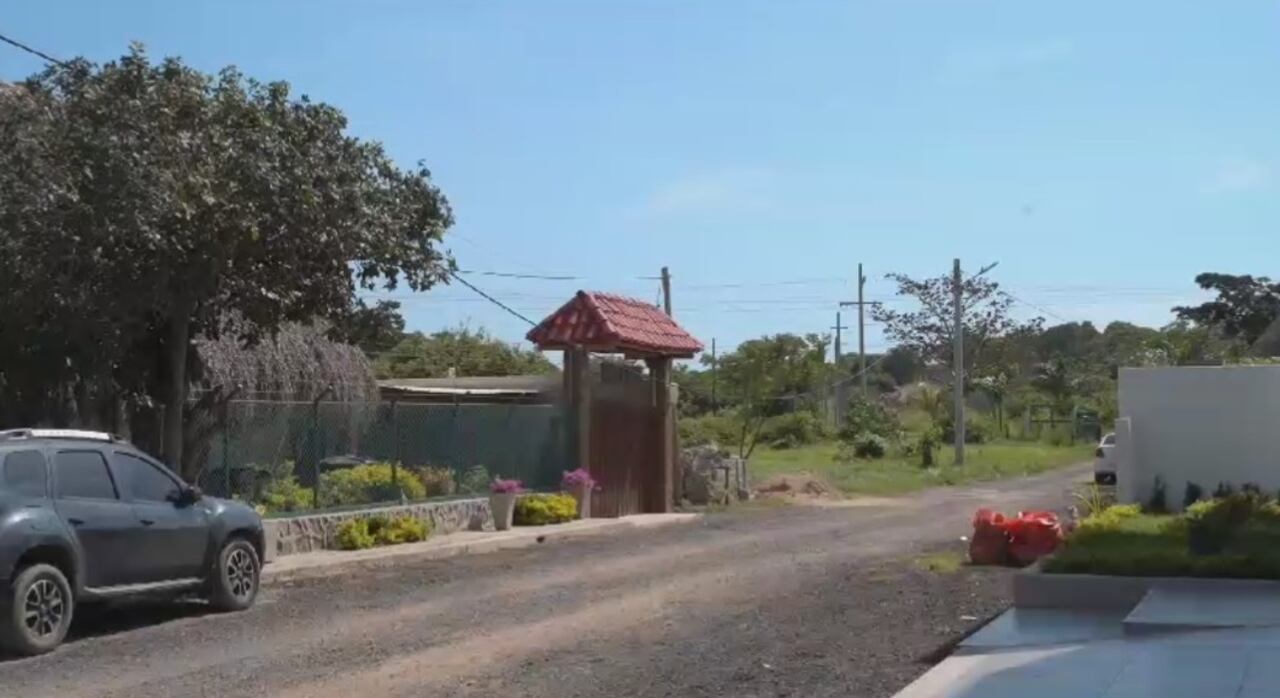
162, 313, 191, 472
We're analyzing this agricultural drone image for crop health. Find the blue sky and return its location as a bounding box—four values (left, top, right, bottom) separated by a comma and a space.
4, 1, 1277, 357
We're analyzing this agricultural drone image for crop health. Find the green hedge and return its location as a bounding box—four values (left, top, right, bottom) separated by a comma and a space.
514, 493, 578, 525
335, 514, 432, 550
320, 462, 426, 506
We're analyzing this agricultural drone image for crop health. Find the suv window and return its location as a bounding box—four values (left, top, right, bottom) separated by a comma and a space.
3, 450, 49, 498
113, 451, 181, 503
1102, 434, 1116, 446
54, 451, 119, 500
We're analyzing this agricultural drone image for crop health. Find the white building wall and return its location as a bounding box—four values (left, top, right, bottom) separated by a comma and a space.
1118, 365, 1280, 511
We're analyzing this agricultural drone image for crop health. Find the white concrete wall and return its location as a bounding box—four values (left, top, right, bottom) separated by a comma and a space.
1118, 365, 1280, 510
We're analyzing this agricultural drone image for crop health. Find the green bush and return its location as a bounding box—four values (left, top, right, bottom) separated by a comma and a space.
852, 434, 888, 459
335, 514, 431, 550
456, 464, 491, 495
513, 493, 578, 525
759, 411, 828, 449
416, 466, 456, 497
940, 415, 992, 444
320, 462, 427, 507
335, 518, 376, 550
376, 515, 431, 545
258, 474, 314, 514
839, 394, 899, 442
679, 414, 740, 448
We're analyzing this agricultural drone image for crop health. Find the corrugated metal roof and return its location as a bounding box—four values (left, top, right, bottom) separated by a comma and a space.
526, 291, 703, 357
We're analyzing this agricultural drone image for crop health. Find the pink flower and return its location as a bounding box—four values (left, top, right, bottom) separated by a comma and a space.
561, 468, 597, 490
490, 478, 524, 494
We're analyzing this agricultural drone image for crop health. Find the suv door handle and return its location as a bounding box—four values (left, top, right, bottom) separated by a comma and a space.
140, 519, 156, 526
67, 518, 85, 526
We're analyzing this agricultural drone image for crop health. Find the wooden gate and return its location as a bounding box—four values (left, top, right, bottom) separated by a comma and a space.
587, 365, 663, 517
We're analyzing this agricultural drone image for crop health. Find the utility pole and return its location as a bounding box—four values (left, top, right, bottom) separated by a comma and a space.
660, 266, 672, 316
857, 263, 867, 396
839, 263, 875, 397
951, 259, 1000, 466
831, 312, 849, 425
711, 338, 718, 413
952, 259, 965, 465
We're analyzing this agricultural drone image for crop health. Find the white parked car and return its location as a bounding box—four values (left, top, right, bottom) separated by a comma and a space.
1094, 432, 1116, 484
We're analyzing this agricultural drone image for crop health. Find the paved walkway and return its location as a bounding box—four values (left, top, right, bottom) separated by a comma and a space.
898, 578, 1280, 697
264, 513, 701, 583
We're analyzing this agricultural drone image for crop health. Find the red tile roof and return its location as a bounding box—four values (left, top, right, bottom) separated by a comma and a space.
527, 291, 704, 357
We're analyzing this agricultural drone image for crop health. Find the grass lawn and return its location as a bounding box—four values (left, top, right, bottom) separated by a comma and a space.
750, 439, 1092, 496
1045, 505, 1280, 579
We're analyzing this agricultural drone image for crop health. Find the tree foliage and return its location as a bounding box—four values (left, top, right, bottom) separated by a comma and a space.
0, 46, 453, 475
1174, 273, 1280, 348
872, 271, 1043, 384
709, 333, 829, 457
374, 327, 554, 379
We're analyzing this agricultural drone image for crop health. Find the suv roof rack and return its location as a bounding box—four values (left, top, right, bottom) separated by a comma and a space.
0, 428, 116, 442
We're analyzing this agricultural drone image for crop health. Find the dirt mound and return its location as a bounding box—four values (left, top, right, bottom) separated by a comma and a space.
754, 474, 839, 499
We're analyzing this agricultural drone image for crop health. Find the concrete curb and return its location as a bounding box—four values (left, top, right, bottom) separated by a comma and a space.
263, 513, 701, 585
1013, 559, 1280, 612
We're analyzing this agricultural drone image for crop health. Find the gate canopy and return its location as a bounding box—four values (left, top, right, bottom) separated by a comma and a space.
527, 291, 703, 358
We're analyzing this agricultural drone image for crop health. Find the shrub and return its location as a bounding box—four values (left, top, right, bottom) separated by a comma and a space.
335, 518, 376, 550
335, 514, 431, 550
258, 474, 314, 514
1213, 482, 1235, 499
1146, 476, 1168, 514
376, 515, 430, 545
456, 464, 490, 495
417, 466, 456, 497
1183, 481, 1204, 509
760, 411, 828, 449
917, 428, 940, 467
1078, 503, 1143, 532
840, 395, 899, 442
940, 414, 993, 444
513, 493, 578, 525
320, 462, 427, 506
678, 414, 740, 448
852, 434, 888, 459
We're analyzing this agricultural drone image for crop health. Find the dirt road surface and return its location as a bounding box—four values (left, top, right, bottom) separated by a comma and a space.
0, 464, 1088, 698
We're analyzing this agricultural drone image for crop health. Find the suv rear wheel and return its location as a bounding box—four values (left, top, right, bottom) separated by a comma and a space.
1, 563, 73, 656
208, 538, 260, 612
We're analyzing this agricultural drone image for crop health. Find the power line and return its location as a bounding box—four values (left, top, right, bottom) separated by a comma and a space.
447, 270, 538, 326
1000, 290, 1072, 323
0, 31, 69, 68
457, 270, 582, 281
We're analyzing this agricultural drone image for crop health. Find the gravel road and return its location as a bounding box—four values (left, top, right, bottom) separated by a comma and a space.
0, 464, 1088, 698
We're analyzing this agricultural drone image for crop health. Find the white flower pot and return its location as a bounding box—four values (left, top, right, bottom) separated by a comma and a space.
568, 485, 592, 519
490, 492, 517, 530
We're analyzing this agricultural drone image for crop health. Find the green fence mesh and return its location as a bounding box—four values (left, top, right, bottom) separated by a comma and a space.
196, 400, 571, 514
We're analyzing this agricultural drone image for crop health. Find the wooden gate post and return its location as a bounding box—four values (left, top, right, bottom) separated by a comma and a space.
564, 346, 591, 474
647, 357, 674, 513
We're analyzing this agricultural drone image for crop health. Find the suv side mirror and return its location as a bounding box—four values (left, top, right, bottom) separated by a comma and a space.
174, 485, 203, 506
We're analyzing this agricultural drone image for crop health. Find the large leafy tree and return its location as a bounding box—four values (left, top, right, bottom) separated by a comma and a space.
872, 271, 1042, 385
1174, 273, 1280, 347
374, 327, 554, 379
0, 46, 453, 475
710, 333, 829, 457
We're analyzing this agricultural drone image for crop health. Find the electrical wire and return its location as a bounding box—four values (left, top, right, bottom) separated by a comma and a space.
447, 270, 538, 326
0, 31, 69, 68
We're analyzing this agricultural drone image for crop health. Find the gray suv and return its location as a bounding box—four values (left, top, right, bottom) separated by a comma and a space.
0, 429, 264, 656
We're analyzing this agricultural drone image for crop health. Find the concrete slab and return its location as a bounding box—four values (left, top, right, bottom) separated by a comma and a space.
1124, 586, 1280, 634
959, 608, 1127, 650
898, 625, 1280, 697
263, 513, 700, 584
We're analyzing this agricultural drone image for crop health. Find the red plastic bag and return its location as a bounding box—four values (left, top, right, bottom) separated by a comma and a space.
969, 508, 1010, 565
1005, 510, 1063, 565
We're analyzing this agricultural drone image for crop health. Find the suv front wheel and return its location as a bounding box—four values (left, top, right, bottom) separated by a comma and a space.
208, 538, 260, 612
1, 563, 74, 656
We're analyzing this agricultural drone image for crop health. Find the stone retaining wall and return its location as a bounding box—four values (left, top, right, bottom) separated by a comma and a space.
263, 497, 493, 562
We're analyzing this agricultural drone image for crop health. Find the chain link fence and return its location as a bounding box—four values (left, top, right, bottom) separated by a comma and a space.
195, 399, 571, 516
